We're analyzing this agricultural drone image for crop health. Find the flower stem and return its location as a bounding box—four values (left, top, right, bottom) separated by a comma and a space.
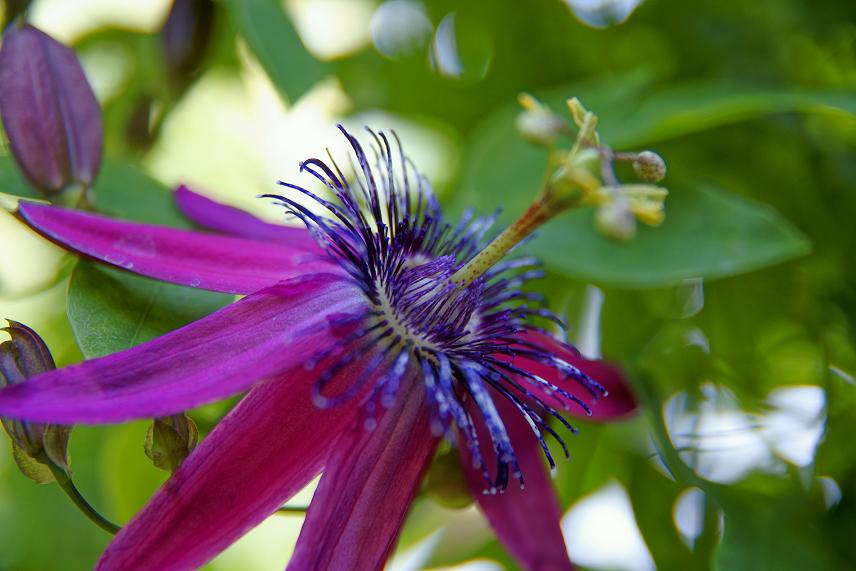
451, 199, 551, 287
44, 459, 121, 535
44, 452, 306, 531
276, 505, 309, 515
631, 374, 704, 488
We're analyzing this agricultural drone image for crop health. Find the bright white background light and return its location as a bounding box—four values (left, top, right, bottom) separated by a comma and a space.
562, 481, 655, 571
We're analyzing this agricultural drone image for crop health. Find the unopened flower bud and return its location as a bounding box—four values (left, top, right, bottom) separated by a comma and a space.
567, 146, 602, 179
547, 146, 601, 206
145, 414, 199, 473
161, 0, 215, 89
632, 151, 667, 183
0, 320, 71, 483
516, 93, 567, 146
0, 24, 103, 197
423, 447, 473, 509
595, 197, 636, 241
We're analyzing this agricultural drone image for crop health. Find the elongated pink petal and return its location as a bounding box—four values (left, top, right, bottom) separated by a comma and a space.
174, 185, 321, 249
511, 330, 637, 421
287, 377, 438, 571
0, 274, 363, 424
98, 359, 364, 571
18, 202, 337, 294
460, 396, 573, 571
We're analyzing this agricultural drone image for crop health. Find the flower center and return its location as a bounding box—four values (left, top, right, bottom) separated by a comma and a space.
264, 125, 611, 493
373, 255, 483, 353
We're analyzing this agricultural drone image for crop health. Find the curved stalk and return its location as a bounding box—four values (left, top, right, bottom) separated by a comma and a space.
44, 459, 121, 535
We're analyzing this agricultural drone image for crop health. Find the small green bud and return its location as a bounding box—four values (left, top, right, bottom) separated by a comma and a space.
145, 414, 199, 473
632, 151, 667, 183
544, 146, 602, 208
423, 447, 473, 509
0, 320, 71, 483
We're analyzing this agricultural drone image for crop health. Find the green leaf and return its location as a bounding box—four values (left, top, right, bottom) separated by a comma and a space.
815, 346, 856, 480
92, 159, 188, 227
456, 80, 838, 287
633, 363, 844, 570
462, 143, 810, 287
536, 184, 810, 287
467, 78, 856, 152
713, 486, 842, 571
602, 84, 856, 148
626, 457, 703, 570
224, 0, 327, 103
67, 262, 230, 359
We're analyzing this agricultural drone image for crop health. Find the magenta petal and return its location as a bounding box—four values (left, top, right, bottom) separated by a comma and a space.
98, 362, 362, 571
460, 396, 573, 571
18, 202, 337, 294
287, 378, 438, 571
511, 330, 638, 421
0, 274, 362, 424
174, 185, 322, 249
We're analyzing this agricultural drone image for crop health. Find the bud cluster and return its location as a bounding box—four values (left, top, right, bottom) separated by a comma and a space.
452, 97, 671, 285
515, 94, 669, 241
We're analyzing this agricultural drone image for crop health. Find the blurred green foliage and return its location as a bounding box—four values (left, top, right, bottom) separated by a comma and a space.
2, 0, 856, 569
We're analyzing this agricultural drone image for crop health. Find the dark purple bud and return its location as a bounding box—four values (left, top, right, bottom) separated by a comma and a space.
126, 94, 156, 150
2, 0, 33, 28
0, 24, 103, 196
0, 320, 71, 483
144, 414, 199, 473
161, 0, 215, 88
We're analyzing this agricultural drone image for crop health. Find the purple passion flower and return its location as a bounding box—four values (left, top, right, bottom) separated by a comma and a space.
0, 127, 636, 571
